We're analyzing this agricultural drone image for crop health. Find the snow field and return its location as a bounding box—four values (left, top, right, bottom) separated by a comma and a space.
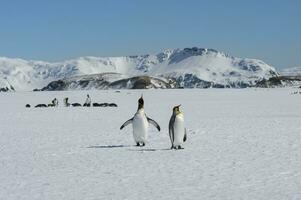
0, 89, 301, 199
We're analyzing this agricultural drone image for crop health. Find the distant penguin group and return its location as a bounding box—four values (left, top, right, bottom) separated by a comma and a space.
28, 94, 118, 108
120, 95, 187, 149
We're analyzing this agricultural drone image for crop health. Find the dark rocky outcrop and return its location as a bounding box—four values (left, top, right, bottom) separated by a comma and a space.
40, 73, 172, 91
0, 85, 15, 92
255, 76, 301, 88
109, 76, 171, 89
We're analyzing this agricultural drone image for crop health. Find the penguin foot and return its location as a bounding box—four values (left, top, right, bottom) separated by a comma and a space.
136, 142, 145, 147
173, 146, 184, 150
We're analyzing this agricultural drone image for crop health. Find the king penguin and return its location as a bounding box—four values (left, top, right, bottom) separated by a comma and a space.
169, 105, 187, 149
120, 95, 161, 146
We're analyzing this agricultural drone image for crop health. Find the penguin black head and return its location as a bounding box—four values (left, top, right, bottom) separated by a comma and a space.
87, 94, 90, 98
173, 104, 181, 114
138, 95, 144, 110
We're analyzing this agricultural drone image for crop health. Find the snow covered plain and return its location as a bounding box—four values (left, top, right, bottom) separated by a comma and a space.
1, 89, 301, 200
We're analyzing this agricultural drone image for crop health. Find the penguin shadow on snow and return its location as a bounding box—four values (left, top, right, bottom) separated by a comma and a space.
86, 144, 132, 149
128, 147, 173, 152
86, 145, 172, 151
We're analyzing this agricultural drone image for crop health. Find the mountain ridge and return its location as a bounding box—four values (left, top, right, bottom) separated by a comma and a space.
0, 47, 279, 91
280, 67, 301, 76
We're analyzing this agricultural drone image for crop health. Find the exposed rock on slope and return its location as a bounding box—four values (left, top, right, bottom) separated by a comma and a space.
0, 78, 15, 92
0, 47, 279, 91
41, 73, 172, 91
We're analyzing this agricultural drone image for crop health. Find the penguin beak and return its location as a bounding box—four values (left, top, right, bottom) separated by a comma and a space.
173, 104, 181, 111
176, 104, 181, 112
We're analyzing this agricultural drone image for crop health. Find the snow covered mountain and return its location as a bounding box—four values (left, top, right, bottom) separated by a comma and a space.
280, 67, 301, 76
0, 47, 279, 91
250, 66, 301, 88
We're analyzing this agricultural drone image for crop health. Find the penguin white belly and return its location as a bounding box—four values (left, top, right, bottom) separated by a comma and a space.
132, 112, 148, 143
173, 114, 185, 146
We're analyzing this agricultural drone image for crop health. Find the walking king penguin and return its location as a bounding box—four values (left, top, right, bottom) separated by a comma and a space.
169, 105, 187, 149
120, 95, 161, 146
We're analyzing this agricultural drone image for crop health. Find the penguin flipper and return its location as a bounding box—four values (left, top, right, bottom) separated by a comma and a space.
147, 117, 161, 131
183, 128, 187, 142
120, 118, 133, 130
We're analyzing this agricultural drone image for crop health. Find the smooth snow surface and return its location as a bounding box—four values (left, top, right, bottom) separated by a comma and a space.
1, 89, 301, 199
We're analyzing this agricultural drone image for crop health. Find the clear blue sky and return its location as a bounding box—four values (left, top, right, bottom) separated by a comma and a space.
0, 0, 300, 69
